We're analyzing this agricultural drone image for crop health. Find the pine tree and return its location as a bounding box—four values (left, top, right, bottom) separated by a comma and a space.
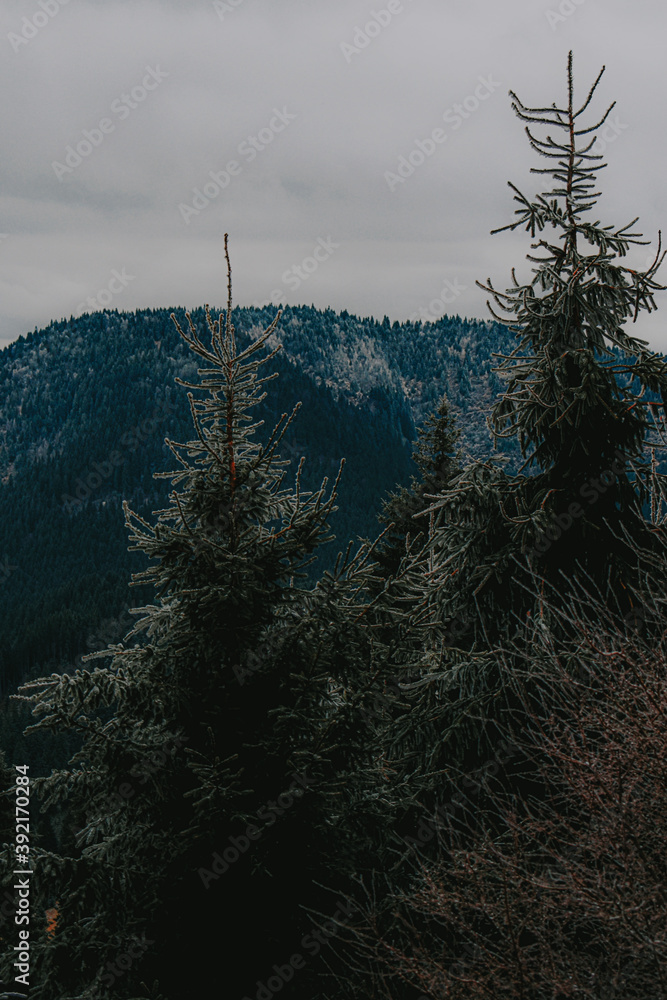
10, 239, 377, 999
374, 394, 461, 578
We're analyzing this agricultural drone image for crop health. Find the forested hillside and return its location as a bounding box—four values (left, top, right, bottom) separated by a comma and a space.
0, 304, 517, 695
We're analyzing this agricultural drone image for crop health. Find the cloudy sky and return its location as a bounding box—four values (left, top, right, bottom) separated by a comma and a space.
1, 0, 666, 349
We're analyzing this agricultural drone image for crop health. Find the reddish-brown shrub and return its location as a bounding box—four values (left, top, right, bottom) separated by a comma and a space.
344, 605, 667, 999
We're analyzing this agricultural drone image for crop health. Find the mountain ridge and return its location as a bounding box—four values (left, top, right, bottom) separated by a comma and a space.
0, 303, 518, 695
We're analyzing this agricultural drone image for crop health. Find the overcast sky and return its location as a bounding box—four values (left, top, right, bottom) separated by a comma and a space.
1, 0, 666, 350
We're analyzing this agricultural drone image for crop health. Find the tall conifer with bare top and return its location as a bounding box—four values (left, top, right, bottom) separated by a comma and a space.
424, 51, 667, 651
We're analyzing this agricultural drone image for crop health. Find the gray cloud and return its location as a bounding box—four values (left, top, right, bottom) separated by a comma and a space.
1, 0, 665, 348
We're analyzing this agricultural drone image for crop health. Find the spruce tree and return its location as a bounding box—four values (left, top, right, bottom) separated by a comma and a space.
328, 51, 667, 971
339, 55, 667, 909
425, 51, 667, 651
374, 394, 461, 578
9, 239, 378, 999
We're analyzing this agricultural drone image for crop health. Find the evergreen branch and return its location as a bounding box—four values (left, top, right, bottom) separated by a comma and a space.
185, 391, 226, 471
573, 100, 615, 135
161, 436, 192, 469
573, 60, 606, 119
258, 403, 303, 469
